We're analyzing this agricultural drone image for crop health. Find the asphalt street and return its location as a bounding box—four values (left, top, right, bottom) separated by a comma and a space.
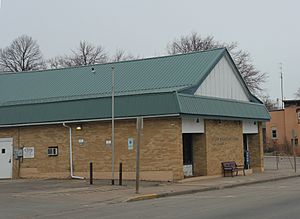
57, 177, 300, 219
1, 177, 300, 219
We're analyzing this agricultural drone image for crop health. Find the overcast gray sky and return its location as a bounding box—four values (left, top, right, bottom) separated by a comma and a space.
0, 0, 299, 100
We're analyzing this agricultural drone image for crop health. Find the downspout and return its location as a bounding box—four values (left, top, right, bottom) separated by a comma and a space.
63, 123, 84, 179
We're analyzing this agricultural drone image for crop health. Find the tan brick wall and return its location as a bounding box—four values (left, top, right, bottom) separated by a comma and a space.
205, 120, 244, 176
0, 125, 71, 178
248, 122, 264, 172
192, 134, 206, 176
0, 117, 265, 180
0, 117, 183, 181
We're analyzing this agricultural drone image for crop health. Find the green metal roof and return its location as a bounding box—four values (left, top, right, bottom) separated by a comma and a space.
177, 93, 270, 121
0, 48, 270, 126
0, 93, 180, 126
0, 48, 225, 107
0, 91, 270, 126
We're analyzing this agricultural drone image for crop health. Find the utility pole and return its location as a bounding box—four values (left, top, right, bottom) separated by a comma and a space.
136, 117, 143, 194
280, 63, 284, 109
111, 66, 115, 185
292, 130, 296, 173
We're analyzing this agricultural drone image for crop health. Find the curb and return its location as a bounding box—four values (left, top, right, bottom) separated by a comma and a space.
125, 193, 159, 202
126, 174, 300, 202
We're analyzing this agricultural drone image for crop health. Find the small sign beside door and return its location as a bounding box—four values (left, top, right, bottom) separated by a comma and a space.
23, 147, 34, 159
128, 138, 133, 150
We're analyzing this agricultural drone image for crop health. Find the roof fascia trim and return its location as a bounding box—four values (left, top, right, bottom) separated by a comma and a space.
180, 113, 270, 121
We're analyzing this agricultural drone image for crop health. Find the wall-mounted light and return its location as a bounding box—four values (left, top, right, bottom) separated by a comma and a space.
196, 118, 200, 123
78, 138, 85, 146
76, 124, 83, 131
91, 67, 95, 74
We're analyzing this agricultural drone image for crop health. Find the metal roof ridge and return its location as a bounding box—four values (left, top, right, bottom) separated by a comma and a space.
0, 47, 226, 76
1, 83, 192, 107
0, 91, 178, 107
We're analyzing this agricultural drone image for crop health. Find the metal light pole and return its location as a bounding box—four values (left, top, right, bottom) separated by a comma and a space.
111, 66, 115, 185
280, 63, 284, 109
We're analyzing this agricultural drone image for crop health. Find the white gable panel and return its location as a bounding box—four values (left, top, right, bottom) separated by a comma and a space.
243, 121, 258, 134
182, 117, 204, 133
195, 56, 249, 101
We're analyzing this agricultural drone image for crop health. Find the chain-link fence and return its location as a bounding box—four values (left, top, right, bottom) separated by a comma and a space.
264, 155, 300, 172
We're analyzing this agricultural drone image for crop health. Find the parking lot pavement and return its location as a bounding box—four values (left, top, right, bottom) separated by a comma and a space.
0, 179, 159, 202
0, 179, 159, 218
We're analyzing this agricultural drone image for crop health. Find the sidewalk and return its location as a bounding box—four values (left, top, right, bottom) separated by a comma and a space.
2, 168, 299, 205
125, 168, 300, 202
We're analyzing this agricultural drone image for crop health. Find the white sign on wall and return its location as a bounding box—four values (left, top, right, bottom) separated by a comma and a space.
23, 147, 35, 159
128, 138, 133, 150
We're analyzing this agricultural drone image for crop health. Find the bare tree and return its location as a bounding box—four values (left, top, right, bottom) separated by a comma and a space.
47, 56, 68, 69
295, 88, 300, 99
111, 49, 137, 62
167, 32, 267, 94
71, 41, 107, 65
48, 41, 108, 68
0, 35, 45, 72
260, 94, 277, 111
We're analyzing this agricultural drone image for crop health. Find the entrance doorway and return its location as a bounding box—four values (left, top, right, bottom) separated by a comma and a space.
243, 134, 250, 169
183, 134, 193, 176
0, 138, 13, 179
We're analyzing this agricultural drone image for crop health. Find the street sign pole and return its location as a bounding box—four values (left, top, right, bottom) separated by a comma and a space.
136, 117, 143, 194
111, 66, 115, 185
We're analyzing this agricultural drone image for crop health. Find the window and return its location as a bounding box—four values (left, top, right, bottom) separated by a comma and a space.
271, 127, 277, 139
48, 147, 58, 156
298, 111, 300, 120
1, 149, 5, 154
291, 138, 299, 146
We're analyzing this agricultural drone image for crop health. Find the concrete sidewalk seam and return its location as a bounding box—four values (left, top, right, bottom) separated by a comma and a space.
126, 174, 300, 202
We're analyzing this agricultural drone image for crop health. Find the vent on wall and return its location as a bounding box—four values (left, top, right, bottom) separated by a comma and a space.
48, 147, 58, 156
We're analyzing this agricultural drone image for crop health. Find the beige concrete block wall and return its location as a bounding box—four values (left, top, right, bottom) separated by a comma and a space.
205, 120, 244, 176
0, 125, 71, 178
72, 117, 183, 181
248, 122, 264, 172
0, 117, 184, 181
192, 134, 206, 176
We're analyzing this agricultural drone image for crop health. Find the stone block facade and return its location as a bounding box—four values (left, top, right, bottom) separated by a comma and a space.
205, 120, 244, 176
192, 133, 206, 176
248, 122, 264, 172
0, 117, 183, 181
191, 120, 264, 176
0, 117, 264, 181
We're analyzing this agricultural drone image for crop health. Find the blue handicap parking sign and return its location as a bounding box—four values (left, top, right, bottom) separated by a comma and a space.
128, 138, 133, 150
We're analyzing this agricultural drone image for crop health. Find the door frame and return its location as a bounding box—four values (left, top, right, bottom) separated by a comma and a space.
0, 138, 13, 179
182, 134, 194, 176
